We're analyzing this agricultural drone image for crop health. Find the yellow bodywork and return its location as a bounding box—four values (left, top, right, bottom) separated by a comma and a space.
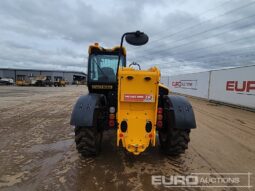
16, 80, 30, 86
59, 80, 66, 86
117, 67, 160, 155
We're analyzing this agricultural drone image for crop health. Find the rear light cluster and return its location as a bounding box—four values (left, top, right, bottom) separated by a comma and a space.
157, 107, 163, 128
109, 107, 116, 127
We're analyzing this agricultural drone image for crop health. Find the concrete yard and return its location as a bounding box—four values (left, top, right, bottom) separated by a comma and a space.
0, 86, 254, 191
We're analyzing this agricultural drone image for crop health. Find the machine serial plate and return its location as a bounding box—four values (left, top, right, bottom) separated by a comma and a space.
123, 94, 154, 102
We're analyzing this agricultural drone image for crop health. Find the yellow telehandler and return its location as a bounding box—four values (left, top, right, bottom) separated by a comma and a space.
70, 31, 196, 156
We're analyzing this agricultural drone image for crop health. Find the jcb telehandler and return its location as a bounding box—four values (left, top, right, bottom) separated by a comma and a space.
70, 31, 196, 156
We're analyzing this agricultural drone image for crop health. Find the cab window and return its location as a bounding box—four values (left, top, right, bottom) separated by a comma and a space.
89, 54, 125, 82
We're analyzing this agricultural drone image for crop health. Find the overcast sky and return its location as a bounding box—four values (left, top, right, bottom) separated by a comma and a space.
0, 0, 255, 75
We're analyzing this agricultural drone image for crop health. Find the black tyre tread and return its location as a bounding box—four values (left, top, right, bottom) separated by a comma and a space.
160, 128, 190, 156
75, 126, 102, 157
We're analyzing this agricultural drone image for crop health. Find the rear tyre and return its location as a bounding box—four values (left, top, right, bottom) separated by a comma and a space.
159, 128, 190, 156
75, 126, 102, 157
158, 96, 191, 156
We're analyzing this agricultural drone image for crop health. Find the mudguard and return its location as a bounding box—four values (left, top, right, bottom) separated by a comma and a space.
70, 93, 105, 127
164, 95, 196, 129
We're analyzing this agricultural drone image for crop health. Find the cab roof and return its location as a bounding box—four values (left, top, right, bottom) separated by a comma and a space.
88, 43, 126, 56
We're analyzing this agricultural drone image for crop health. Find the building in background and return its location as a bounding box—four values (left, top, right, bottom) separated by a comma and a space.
0, 68, 87, 85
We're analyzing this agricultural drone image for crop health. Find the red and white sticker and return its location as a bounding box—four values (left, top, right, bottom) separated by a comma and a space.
124, 94, 154, 102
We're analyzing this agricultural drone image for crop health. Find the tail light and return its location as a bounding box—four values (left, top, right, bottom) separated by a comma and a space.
157, 107, 163, 114
109, 119, 115, 127
109, 113, 115, 127
109, 114, 115, 120
157, 114, 163, 121
157, 120, 163, 128
157, 107, 163, 128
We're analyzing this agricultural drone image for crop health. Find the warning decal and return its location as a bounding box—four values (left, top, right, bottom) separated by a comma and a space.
123, 94, 154, 102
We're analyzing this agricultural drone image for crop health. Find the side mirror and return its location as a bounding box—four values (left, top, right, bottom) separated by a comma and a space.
125, 31, 149, 46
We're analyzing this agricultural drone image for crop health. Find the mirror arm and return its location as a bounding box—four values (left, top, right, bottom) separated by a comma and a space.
116, 32, 133, 81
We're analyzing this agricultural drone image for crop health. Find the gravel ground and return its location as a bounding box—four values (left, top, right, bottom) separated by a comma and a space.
0, 86, 254, 191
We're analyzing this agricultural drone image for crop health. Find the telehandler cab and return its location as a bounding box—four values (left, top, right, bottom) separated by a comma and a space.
70, 31, 196, 156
